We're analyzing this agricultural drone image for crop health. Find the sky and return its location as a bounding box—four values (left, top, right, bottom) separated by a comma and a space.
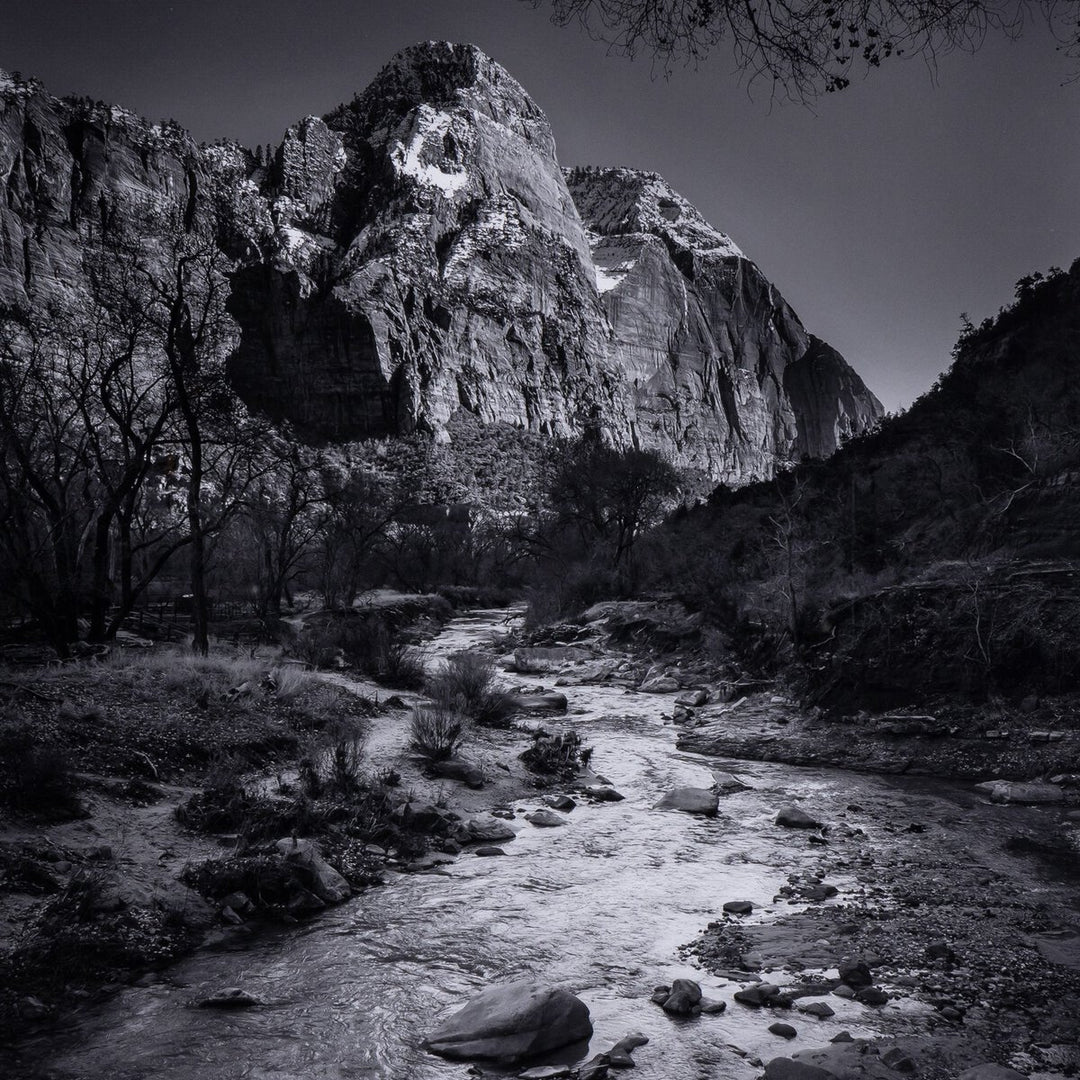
5, 0, 1079, 412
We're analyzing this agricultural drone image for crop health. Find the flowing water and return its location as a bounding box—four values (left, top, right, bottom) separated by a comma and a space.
12, 609, 1064, 1080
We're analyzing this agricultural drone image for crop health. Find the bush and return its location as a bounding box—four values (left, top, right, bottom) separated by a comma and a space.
425, 651, 514, 727
374, 643, 426, 689
519, 728, 593, 780
409, 706, 465, 761
297, 720, 367, 799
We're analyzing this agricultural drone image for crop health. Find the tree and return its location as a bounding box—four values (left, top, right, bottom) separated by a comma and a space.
0, 308, 94, 653
238, 440, 330, 621
546, 439, 681, 569
530, 0, 1080, 97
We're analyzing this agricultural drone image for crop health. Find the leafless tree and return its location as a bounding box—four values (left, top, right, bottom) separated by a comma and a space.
530, 0, 1080, 96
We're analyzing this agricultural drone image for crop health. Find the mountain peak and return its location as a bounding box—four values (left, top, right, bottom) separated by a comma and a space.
327, 41, 548, 144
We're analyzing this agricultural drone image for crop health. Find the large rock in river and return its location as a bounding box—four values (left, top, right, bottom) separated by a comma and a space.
423, 981, 592, 1063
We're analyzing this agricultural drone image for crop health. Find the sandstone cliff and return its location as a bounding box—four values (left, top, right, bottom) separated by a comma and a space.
0, 46, 883, 482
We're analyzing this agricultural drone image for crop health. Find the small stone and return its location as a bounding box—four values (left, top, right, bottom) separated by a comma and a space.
474, 846, 506, 857
700, 999, 727, 1014
769, 1022, 797, 1038
830, 1031, 854, 1043
723, 900, 754, 915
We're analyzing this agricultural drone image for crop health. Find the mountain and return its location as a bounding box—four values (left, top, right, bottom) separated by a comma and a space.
0, 45, 882, 483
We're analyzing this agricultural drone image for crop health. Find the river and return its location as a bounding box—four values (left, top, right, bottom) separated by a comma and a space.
14, 608, 1068, 1079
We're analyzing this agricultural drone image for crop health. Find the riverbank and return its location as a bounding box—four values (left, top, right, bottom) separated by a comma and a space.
0, 606, 570, 1054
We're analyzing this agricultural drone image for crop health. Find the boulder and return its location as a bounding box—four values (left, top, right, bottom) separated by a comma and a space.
973, 780, 1065, 805
769, 1022, 797, 1038
507, 691, 569, 714
525, 809, 568, 828
423, 981, 592, 1063
460, 818, 517, 844
274, 838, 350, 903
776, 805, 823, 829
654, 787, 719, 816
723, 900, 754, 915
543, 794, 577, 811
583, 785, 625, 802
764, 1059, 838, 1080
854, 987, 889, 1006
734, 984, 782, 1007
427, 758, 485, 789
798, 1001, 835, 1018
659, 979, 703, 1016
837, 959, 873, 989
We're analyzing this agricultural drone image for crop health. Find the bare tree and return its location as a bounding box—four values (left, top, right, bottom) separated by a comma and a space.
530, 0, 1079, 96
0, 308, 93, 653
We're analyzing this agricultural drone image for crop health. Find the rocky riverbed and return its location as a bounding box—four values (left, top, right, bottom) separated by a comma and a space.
2, 603, 1078, 1080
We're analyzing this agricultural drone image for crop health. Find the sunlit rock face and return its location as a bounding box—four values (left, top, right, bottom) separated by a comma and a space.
566, 165, 882, 482
226, 42, 630, 443
0, 45, 882, 481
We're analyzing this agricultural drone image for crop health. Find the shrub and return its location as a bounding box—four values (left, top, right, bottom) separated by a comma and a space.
519, 728, 592, 780
409, 706, 465, 761
297, 720, 367, 799
374, 643, 426, 689
426, 651, 515, 727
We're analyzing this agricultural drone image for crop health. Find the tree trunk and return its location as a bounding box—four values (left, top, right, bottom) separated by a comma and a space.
87, 512, 114, 642
188, 452, 209, 655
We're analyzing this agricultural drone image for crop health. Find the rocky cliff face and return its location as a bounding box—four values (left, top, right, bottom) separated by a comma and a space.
0, 46, 882, 482
565, 165, 883, 481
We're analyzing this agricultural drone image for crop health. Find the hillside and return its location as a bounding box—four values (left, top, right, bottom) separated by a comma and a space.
648, 261, 1080, 711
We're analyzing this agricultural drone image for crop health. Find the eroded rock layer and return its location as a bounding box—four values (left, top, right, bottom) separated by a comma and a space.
0, 44, 883, 481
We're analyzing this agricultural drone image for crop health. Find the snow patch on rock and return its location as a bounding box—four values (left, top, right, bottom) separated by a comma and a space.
392, 105, 469, 196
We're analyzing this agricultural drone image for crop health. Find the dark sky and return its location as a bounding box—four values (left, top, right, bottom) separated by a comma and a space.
6, 1, 1079, 411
